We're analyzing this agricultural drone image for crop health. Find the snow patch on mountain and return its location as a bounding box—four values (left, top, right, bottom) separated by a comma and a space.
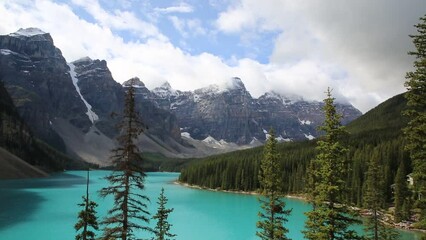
10, 28, 46, 37
299, 119, 312, 125
249, 137, 262, 146
203, 135, 220, 145
0, 49, 14, 55
276, 136, 292, 142
72, 56, 92, 64
68, 62, 99, 123
304, 133, 315, 140
260, 91, 303, 105
152, 81, 179, 98
181, 132, 191, 138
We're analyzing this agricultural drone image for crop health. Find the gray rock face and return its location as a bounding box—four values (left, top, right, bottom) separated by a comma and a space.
0, 28, 90, 151
151, 78, 362, 144
0, 27, 362, 161
0, 28, 182, 161
70, 57, 124, 138
122, 77, 182, 142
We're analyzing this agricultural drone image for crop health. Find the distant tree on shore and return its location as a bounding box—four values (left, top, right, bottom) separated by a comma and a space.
75, 169, 99, 240
152, 188, 176, 240
256, 129, 291, 240
303, 88, 362, 240
99, 78, 152, 239
404, 14, 426, 230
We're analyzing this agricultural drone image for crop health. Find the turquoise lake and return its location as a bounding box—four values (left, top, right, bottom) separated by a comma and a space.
0, 171, 421, 239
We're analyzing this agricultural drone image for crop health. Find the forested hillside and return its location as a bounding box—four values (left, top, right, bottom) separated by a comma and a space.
179, 93, 410, 207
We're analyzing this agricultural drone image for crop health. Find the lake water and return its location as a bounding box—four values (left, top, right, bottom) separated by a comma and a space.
0, 171, 421, 239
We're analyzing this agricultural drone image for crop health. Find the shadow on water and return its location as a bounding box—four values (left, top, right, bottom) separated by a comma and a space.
0, 172, 87, 229
0, 189, 44, 229
0, 172, 87, 190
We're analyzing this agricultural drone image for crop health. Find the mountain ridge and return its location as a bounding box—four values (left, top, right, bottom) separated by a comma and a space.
0, 28, 362, 166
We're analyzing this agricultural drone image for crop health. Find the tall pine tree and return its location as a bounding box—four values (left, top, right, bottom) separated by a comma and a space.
394, 161, 410, 223
256, 129, 291, 240
303, 88, 361, 240
404, 14, 426, 229
152, 188, 176, 240
100, 78, 152, 239
75, 169, 99, 240
363, 149, 399, 240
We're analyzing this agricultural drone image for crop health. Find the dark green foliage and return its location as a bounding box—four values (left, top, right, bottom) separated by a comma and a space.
363, 149, 399, 240
179, 93, 411, 211
179, 140, 315, 193
75, 170, 99, 240
404, 14, 426, 229
152, 188, 176, 240
394, 161, 410, 223
100, 80, 152, 240
256, 129, 291, 240
303, 88, 361, 240
141, 152, 192, 172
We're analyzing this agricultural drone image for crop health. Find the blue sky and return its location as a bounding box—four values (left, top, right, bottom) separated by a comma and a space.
67, 0, 277, 63
1, 0, 425, 112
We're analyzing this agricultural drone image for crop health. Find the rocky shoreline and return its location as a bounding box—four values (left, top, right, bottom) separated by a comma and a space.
175, 181, 426, 236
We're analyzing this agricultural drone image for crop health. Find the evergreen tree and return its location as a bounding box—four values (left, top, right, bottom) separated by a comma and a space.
303, 88, 361, 240
256, 129, 291, 240
100, 78, 151, 239
152, 188, 176, 240
394, 161, 409, 223
75, 169, 99, 240
363, 149, 399, 240
404, 14, 426, 229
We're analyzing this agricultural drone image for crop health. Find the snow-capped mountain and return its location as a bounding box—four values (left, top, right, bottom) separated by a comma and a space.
149, 78, 362, 144
0, 28, 183, 164
0, 28, 362, 164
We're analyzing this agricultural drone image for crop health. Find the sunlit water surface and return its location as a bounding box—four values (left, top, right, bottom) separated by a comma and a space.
0, 171, 421, 239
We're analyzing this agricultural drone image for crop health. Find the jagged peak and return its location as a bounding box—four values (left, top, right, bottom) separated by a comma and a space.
122, 77, 145, 88
72, 56, 92, 64
10, 28, 47, 37
193, 77, 246, 96
219, 77, 246, 91
229, 77, 245, 89
259, 91, 303, 104
195, 84, 221, 95
261, 91, 283, 101
160, 81, 172, 89
152, 81, 179, 97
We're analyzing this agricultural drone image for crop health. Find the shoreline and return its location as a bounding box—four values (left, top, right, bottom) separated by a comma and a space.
175, 181, 426, 235
174, 181, 312, 201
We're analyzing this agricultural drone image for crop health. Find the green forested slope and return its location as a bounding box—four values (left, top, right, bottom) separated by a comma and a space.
179, 93, 409, 207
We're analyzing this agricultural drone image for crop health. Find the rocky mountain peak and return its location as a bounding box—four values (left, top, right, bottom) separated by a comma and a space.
228, 77, 245, 90
161, 81, 172, 89
260, 91, 283, 101
72, 56, 93, 64
9, 28, 53, 42
122, 77, 145, 88
259, 91, 303, 105
152, 81, 178, 98
1, 28, 62, 60
10, 27, 47, 37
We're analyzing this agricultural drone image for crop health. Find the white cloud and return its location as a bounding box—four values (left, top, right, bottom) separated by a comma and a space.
215, 0, 426, 112
71, 0, 167, 41
169, 16, 206, 38
154, 2, 194, 14
1, 0, 424, 113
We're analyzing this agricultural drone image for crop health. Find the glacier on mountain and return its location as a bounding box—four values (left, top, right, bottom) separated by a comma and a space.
68, 62, 99, 123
